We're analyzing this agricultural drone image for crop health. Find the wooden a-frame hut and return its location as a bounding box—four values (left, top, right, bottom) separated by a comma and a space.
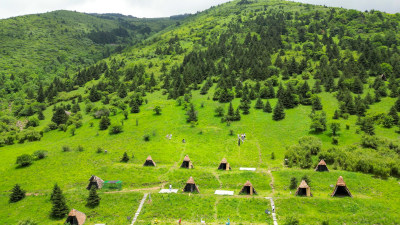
218, 158, 231, 170
65, 209, 86, 225
143, 155, 156, 167
295, 180, 312, 197
315, 159, 329, 172
239, 180, 257, 195
86, 175, 104, 190
331, 176, 352, 197
180, 155, 193, 169
183, 177, 199, 193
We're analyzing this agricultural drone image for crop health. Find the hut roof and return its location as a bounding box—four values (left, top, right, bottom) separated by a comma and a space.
318, 159, 327, 166
88, 175, 104, 189
183, 155, 190, 162
336, 176, 346, 186
220, 158, 228, 163
186, 177, 195, 184
243, 180, 253, 187
298, 180, 309, 188
67, 209, 86, 225
146, 155, 153, 161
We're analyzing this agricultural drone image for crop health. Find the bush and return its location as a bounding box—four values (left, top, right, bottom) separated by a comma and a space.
76, 145, 84, 152
143, 134, 150, 141
16, 154, 33, 167
96, 147, 103, 153
62, 146, 71, 152
9, 184, 26, 203
271, 152, 275, 160
153, 106, 162, 115
289, 177, 297, 190
109, 125, 123, 135
284, 217, 300, 225
121, 152, 130, 162
33, 150, 48, 160
332, 136, 339, 145
47, 122, 58, 130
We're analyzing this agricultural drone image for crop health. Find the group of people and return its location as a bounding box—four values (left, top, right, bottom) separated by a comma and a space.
237, 133, 246, 146
165, 134, 172, 140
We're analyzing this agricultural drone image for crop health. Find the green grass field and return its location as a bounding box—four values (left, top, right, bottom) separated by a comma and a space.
1, 84, 400, 224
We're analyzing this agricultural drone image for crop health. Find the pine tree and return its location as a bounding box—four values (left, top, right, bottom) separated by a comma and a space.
273, 101, 285, 121
38, 110, 45, 120
99, 116, 111, 130
50, 184, 68, 219
130, 100, 140, 113
234, 108, 241, 121
71, 102, 80, 113
51, 107, 68, 125
263, 100, 272, 113
333, 109, 340, 119
186, 104, 198, 123
254, 97, 264, 109
86, 186, 101, 208
388, 106, 399, 125
37, 84, 45, 103
89, 86, 101, 102
226, 102, 235, 121
121, 152, 130, 162
9, 184, 25, 203
312, 96, 323, 111
118, 84, 127, 98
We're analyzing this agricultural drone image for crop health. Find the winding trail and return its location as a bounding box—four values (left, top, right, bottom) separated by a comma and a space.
131, 193, 148, 225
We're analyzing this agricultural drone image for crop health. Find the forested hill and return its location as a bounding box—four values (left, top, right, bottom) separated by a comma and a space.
0, 10, 175, 100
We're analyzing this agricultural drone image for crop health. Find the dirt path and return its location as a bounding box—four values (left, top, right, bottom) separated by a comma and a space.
131, 193, 148, 225
213, 197, 221, 221
267, 170, 275, 193
212, 171, 222, 189
103, 186, 161, 194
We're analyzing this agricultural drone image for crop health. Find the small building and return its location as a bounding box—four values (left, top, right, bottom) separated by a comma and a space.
65, 209, 86, 225
331, 176, 352, 197
87, 175, 104, 190
239, 180, 257, 195
315, 159, 329, 172
183, 177, 199, 193
180, 155, 193, 169
218, 158, 231, 170
295, 180, 312, 197
103, 180, 122, 190
143, 155, 156, 167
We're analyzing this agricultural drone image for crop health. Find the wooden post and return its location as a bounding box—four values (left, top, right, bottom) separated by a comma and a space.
226, 163, 230, 171
306, 188, 310, 197
250, 186, 253, 195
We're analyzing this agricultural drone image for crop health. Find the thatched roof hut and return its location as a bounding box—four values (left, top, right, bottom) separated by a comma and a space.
143, 155, 156, 167
65, 209, 86, 225
87, 175, 104, 190
295, 180, 312, 197
315, 159, 329, 172
331, 176, 352, 197
239, 180, 257, 195
218, 158, 231, 170
183, 177, 199, 193
180, 155, 193, 169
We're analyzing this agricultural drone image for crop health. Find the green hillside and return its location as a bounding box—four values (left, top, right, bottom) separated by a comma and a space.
1, 0, 400, 224
0, 10, 175, 101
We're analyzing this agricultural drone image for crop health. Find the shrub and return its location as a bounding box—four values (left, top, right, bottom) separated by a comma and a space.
62, 146, 71, 152
33, 150, 48, 160
16, 154, 33, 167
25, 117, 40, 128
99, 116, 111, 130
96, 147, 103, 153
271, 152, 275, 160
109, 125, 123, 135
143, 134, 150, 141
47, 122, 58, 130
76, 145, 84, 152
284, 217, 300, 225
289, 177, 297, 190
153, 106, 162, 115
332, 136, 339, 145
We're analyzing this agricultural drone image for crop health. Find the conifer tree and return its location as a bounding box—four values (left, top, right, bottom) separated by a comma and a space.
118, 84, 127, 98
234, 108, 241, 121
99, 116, 111, 130
130, 100, 140, 113
9, 184, 25, 203
264, 100, 272, 113
71, 102, 80, 113
273, 101, 285, 121
312, 96, 323, 111
88, 86, 101, 102
52, 107, 68, 125
388, 106, 399, 125
121, 152, 130, 162
86, 186, 100, 208
186, 104, 198, 123
50, 184, 68, 219
254, 97, 264, 109
226, 102, 235, 121
333, 109, 340, 119
37, 84, 45, 103
38, 110, 45, 120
